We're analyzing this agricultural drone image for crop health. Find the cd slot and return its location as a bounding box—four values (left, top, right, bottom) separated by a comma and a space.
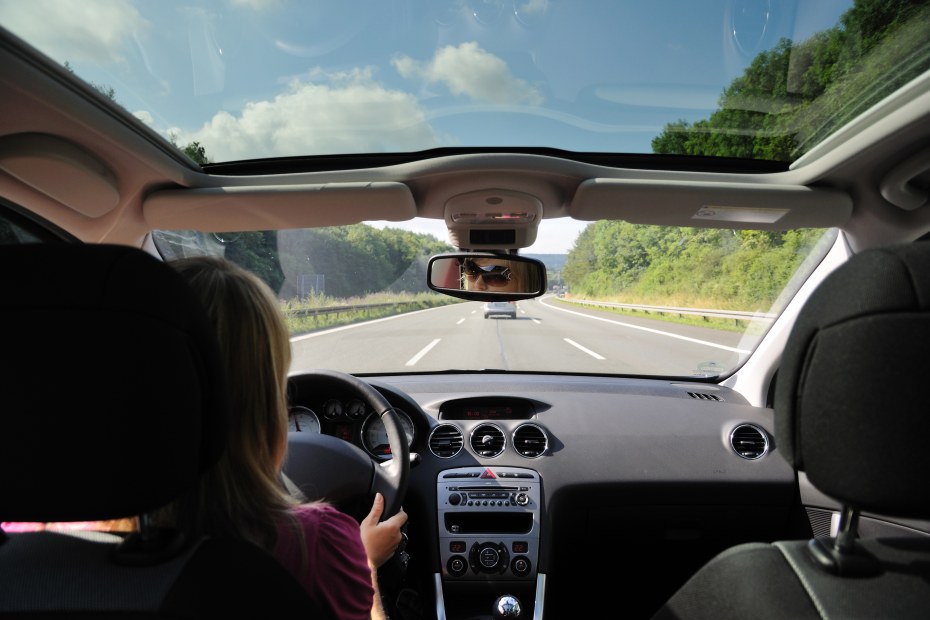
456, 485, 519, 491
445, 512, 533, 534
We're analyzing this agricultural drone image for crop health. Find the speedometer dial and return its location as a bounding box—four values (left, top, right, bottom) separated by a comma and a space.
360, 409, 415, 459
287, 406, 321, 433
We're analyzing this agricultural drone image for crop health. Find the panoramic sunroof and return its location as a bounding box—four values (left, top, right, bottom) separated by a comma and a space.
1, 0, 928, 165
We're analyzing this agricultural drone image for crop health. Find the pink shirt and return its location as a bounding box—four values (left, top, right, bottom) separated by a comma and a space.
273, 504, 374, 620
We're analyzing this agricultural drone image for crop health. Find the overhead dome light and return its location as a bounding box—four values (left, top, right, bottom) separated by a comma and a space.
445, 189, 542, 225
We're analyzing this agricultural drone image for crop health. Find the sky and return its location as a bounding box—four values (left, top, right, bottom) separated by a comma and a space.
0, 0, 854, 252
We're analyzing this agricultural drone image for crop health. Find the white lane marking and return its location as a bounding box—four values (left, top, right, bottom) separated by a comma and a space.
291, 306, 440, 341
456, 318, 465, 325
406, 338, 441, 366
564, 338, 605, 360
531, 318, 541, 325
543, 298, 751, 355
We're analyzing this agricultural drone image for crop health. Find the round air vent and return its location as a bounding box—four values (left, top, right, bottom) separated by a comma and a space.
470, 423, 506, 458
512, 423, 548, 458
729, 423, 769, 459
428, 424, 463, 458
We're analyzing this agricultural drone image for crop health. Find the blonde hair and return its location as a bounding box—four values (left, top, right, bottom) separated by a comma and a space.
162, 256, 297, 549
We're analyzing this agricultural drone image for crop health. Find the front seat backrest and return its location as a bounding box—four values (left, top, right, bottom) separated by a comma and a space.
651, 242, 930, 620
0, 243, 330, 618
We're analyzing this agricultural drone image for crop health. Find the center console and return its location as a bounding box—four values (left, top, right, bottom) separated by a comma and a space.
435, 466, 544, 619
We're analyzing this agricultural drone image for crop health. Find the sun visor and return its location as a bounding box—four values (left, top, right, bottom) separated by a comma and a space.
569, 179, 852, 230
0, 133, 119, 218
144, 182, 416, 231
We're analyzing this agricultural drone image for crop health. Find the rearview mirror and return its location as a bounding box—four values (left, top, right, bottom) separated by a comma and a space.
427, 253, 548, 301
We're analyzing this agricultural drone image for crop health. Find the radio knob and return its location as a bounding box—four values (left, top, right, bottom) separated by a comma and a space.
449, 493, 462, 506
479, 546, 500, 569
514, 492, 529, 506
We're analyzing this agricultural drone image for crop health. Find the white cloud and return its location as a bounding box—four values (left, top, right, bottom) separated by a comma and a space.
174, 67, 440, 161
393, 42, 544, 106
133, 110, 155, 126
0, 0, 147, 65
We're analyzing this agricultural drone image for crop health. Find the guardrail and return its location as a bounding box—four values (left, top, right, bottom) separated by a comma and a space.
285, 300, 425, 319
561, 298, 777, 325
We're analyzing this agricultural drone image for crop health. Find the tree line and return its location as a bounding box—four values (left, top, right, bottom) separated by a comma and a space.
562, 224, 831, 310
651, 0, 930, 161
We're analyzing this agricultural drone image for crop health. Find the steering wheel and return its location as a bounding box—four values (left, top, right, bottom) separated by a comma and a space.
282, 369, 409, 519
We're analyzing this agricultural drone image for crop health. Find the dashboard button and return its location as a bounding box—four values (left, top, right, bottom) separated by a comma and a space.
447, 556, 468, 577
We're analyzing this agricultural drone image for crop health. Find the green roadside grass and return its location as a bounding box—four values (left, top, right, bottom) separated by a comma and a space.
283, 292, 463, 335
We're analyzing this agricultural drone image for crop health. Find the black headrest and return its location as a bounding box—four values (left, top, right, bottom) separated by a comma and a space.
774, 242, 930, 518
0, 244, 227, 522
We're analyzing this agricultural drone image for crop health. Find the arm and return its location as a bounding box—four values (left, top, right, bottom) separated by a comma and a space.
361, 493, 409, 620
370, 565, 387, 620
284, 505, 376, 620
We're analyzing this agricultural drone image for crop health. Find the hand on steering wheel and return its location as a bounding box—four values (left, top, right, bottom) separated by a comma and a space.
361, 492, 409, 568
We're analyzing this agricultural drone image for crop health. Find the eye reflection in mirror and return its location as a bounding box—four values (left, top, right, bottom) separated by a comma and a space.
462, 258, 515, 290
427, 253, 547, 301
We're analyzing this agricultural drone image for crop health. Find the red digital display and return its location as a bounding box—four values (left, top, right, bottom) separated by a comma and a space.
464, 407, 512, 419
334, 424, 352, 441
441, 400, 533, 420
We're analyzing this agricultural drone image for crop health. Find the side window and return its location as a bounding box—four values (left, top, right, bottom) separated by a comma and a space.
0, 200, 77, 244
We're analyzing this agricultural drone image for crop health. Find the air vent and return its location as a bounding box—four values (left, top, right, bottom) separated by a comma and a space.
729, 424, 769, 459
428, 424, 463, 459
688, 392, 722, 401
470, 424, 506, 458
512, 424, 549, 458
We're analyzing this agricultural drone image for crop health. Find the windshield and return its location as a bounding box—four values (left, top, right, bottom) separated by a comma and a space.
2, 0, 921, 377
152, 222, 836, 378
1, 1, 928, 163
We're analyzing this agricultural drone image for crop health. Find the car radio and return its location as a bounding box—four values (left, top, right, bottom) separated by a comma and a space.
436, 466, 541, 581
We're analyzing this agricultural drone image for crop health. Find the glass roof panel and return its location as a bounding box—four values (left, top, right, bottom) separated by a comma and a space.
1, 0, 928, 164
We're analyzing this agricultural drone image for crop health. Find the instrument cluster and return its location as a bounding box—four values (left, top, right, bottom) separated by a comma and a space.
287, 397, 416, 460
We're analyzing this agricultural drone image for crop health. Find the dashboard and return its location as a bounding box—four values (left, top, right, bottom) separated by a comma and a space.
284, 371, 807, 620
284, 370, 930, 619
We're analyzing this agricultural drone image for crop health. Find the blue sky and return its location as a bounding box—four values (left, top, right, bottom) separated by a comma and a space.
0, 0, 854, 251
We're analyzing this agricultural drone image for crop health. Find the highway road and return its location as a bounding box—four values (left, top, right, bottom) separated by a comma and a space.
290, 295, 762, 378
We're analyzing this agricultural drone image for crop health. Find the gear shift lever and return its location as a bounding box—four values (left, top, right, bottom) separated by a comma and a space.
492, 595, 521, 619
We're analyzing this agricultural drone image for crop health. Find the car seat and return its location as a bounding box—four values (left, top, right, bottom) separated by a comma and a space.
0, 243, 332, 618
650, 241, 930, 619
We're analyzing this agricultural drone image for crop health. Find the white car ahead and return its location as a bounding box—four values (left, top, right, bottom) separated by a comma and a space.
483, 301, 517, 319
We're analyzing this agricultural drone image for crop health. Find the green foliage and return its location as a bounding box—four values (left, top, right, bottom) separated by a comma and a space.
183, 142, 209, 164
562, 222, 829, 311
222, 231, 285, 293
274, 224, 451, 299
153, 225, 454, 301
652, 0, 930, 161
